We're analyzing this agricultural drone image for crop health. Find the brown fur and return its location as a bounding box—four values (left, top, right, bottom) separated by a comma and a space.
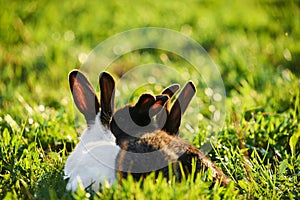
116, 130, 230, 185
111, 82, 230, 186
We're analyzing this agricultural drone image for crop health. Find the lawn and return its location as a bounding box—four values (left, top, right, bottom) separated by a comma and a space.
0, 0, 299, 199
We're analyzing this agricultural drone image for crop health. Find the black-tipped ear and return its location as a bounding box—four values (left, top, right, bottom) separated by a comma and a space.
162, 84, 180, 98
69, 70, 100, 125
165, 81, 196, 135
99, 72, 115, 127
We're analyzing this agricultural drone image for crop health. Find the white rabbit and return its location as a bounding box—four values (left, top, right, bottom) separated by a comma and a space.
64, 70, 120, 192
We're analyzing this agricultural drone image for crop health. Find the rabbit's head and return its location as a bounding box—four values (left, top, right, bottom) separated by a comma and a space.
110, 81, 196, 146
110, 93, 169, 146
69, 70, 115, 141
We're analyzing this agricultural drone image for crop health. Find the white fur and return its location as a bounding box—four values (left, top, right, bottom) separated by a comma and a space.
64, 113, 120, 192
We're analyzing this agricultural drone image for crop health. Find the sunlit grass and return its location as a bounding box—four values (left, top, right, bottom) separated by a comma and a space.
0, 0, 299, 199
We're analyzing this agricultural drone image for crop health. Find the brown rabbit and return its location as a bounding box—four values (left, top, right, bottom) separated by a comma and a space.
110, 82, 230, 186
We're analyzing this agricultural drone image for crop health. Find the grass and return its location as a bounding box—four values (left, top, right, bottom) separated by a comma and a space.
0, 0, 299, 199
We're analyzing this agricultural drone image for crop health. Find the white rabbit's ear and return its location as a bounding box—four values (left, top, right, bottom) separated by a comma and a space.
69, 70, 100, 125
161, 84, 180, 98
165, 81, 196, 135
99, 72, 115, 127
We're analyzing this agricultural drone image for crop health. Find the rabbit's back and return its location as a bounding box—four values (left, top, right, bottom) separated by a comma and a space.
116, 130, 203, 181
117, 130, 230, 185
64, 114, 120, 192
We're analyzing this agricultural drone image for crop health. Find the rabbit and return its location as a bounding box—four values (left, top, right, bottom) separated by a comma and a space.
110, 82, 230, 186
64, 70, 120, 192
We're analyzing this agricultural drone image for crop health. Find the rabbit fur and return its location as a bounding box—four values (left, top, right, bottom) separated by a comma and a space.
111, 82, 230, 186
64, 70, 120, 192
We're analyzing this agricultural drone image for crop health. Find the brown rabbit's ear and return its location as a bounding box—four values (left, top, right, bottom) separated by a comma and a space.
134, 94, 156, 112
133, 94, 168, 115
99, 72, 115, 127
165, 81, 196, 135
161, 84, 180, 98
69, 70, 100, 125
155, 84, 179, 128
129, 94, 156, 126
150, 95, 169, 116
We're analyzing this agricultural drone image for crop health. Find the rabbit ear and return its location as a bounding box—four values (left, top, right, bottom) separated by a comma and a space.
134, 94, 156, 112
133, 94, 168, 115
161, 84, 180, 98
150, 95, 169, 116
69, 70, 100, 125
99, 72, 115, 127
165, 81, 196, 135
150, 95, 170, 129
127, 94, 169, 128
129, 94, 155, 126
155, 84, 180, 129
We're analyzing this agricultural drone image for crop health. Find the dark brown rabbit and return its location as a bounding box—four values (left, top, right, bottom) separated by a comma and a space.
110, 82, 230, 186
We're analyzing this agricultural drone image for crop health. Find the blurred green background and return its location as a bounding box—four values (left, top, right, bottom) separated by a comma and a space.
0, 0, 299, 199
1, 0, 299, 109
